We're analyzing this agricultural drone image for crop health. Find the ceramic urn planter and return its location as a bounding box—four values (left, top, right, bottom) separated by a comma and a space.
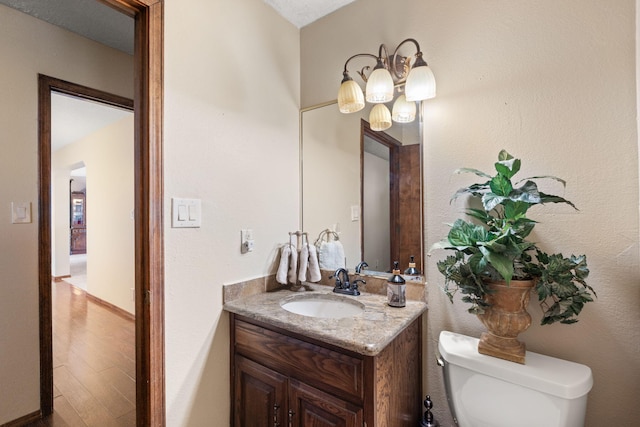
476, 279, 535, 364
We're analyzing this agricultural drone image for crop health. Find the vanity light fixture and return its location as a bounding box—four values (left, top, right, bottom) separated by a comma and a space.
337, 38, 436, 131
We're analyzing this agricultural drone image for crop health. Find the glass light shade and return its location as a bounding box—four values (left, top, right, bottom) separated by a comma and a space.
337, 79, 365, 113
369, 104, 392, 131
391, 95, 416, 123
365, 67, 394, 103
405, 65, 436, 101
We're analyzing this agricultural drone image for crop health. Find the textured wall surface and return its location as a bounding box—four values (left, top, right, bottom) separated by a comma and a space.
302, 0, 640, 425
163, 0, 300, 425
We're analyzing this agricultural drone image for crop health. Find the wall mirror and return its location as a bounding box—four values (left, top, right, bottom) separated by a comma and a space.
301, 101, 424, 281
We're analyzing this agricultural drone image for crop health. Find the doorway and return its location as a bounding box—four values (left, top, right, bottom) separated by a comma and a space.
360, 120, 422, 273
37, 1, 164, 425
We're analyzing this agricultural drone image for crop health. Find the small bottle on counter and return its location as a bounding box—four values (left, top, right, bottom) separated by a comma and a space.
404, 255, 420, 275
387, 261, 406, 307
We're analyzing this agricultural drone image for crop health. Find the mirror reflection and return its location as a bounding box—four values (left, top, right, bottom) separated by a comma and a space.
301, 101, 423, 280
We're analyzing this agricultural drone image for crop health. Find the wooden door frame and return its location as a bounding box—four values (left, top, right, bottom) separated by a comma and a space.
37, 1, 165, 425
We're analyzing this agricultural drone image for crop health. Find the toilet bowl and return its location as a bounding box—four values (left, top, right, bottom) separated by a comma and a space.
438, 331, 592, 427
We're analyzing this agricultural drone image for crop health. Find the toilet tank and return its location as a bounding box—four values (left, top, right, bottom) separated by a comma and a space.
438, 331, 593, 427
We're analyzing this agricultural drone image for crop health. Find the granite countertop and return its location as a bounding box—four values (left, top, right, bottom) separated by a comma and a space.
223, 284, 427, 356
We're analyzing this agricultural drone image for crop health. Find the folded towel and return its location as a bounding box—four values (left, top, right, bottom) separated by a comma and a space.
288, 243, 299, 284
318, 240, 345, 270
308, 245, 322, 282
298, 244, 309, 283
276, 244, 291, 285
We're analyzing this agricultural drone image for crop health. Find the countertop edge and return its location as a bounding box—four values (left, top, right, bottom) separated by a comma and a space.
223, 288, 427, 356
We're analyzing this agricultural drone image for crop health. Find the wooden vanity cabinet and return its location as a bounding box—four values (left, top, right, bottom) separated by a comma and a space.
230, 314, 422, 427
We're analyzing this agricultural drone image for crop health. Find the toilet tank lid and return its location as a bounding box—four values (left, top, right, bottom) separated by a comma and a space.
438, 331, 593, 399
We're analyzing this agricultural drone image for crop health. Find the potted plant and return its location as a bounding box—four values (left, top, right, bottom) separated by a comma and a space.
431, 149, 596, 363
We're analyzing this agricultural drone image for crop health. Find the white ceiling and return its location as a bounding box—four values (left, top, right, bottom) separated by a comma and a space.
51, 93, 132, 152
265, 0, 356, 28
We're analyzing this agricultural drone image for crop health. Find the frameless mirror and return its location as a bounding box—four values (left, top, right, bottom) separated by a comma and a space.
301, 101, 423, 281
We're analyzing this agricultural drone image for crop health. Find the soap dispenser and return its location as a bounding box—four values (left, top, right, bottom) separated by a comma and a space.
404, 255, 420, 275
387, 261, 406, 307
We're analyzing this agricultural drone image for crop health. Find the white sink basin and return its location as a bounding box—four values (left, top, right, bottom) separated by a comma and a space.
280, 294, 365, 319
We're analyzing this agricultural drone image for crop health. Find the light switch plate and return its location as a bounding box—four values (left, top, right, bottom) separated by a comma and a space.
12, 202, 32, 224
171, 198, 201, 228
350, 205, 360, 221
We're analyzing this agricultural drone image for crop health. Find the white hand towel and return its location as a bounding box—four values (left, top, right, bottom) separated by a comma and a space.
288, 244, 299, 284
318, 240, 346, 270
298, 244, 309, 283
308, 245, 322, 283
276, 244, 291, 285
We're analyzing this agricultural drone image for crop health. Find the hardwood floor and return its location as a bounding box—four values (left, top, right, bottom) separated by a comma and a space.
28, 281, 135, 426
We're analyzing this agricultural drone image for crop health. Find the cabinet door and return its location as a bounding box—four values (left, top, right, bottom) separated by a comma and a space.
234, 356, 287, 427
288, 379, 363, 427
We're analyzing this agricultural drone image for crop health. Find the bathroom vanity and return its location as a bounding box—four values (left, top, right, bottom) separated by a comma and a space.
225, 287, 427, 426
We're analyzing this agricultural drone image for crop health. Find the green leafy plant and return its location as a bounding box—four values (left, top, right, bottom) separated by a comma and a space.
431, 150, 596, 325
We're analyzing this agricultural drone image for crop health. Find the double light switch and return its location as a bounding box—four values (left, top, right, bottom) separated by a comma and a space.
171, 198, 201, 228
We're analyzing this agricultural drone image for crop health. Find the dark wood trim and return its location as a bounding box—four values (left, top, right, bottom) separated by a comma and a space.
37, 1, 164, 426
360, 121, 364, 263
0, 410, 42, 427
132, 2, 165, 426
37, 75, 54, 417
229, 313, 237, 425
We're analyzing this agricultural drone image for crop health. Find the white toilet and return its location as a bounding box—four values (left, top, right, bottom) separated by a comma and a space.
438, 331, 593, 427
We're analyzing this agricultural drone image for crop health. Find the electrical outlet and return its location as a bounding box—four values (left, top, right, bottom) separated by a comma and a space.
241, 229, 254, 253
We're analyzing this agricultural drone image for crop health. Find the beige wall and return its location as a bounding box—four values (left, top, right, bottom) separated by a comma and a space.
0, 4, 133, 424
4, 0, 639, 425
302, 0, 640, 425
163, 0, 299, 424
53, 116, 135, 314
2, 0, 299, 424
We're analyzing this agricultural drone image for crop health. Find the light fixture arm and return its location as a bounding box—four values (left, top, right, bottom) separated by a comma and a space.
342, 39, 428, 85
390, 38, 426, 80
341, 53, 378, 83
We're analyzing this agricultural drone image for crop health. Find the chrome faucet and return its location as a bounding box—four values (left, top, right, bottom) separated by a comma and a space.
355, 261, 369, 274
330, 268, 362, 296
331, 268, 349, 288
